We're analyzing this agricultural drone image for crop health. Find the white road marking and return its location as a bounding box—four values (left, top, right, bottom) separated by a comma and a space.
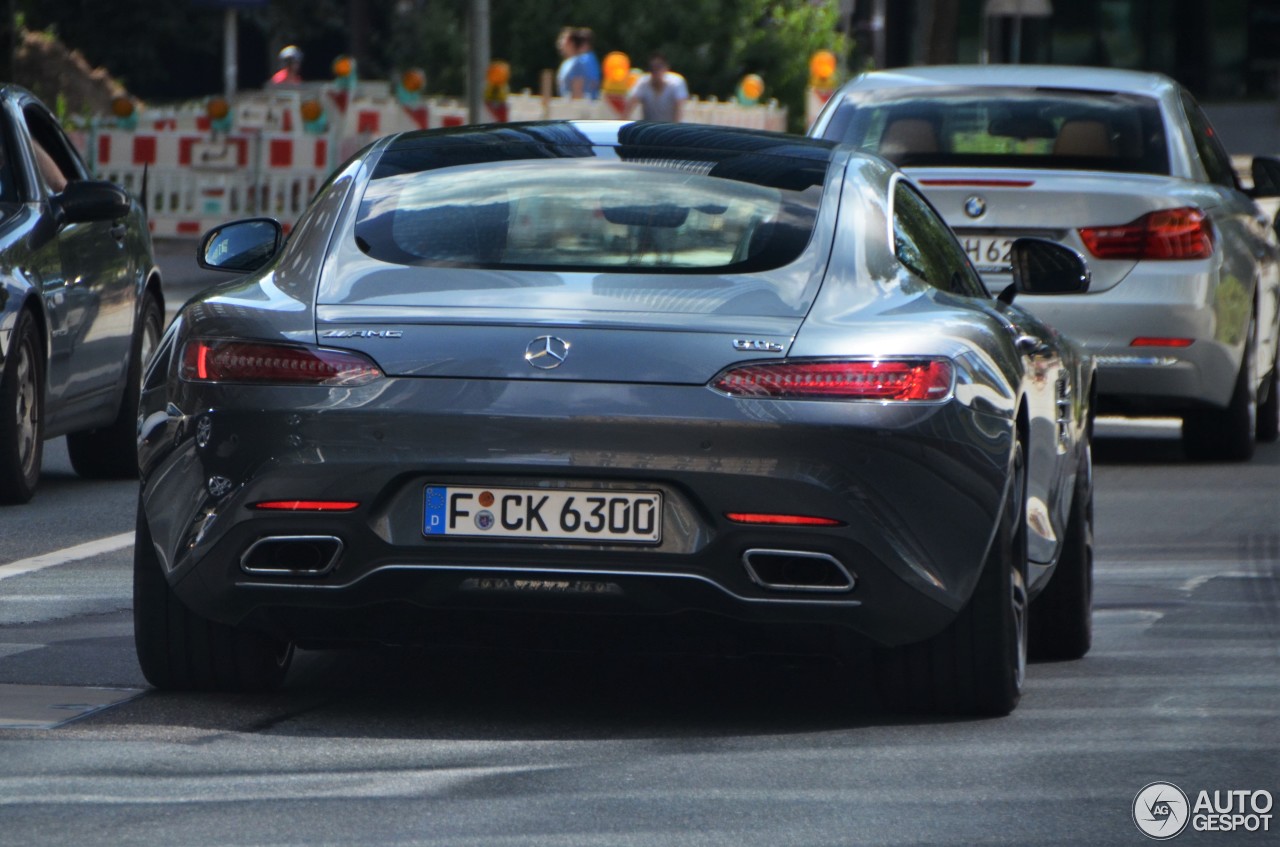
0, 533, 135, 582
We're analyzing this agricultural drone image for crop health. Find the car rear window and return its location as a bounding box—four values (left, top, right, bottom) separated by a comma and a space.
353, 129, 831, 275
821, 86, 1169, 175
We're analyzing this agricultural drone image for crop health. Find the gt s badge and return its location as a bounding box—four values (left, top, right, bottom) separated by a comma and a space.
733, 339, 785, 352
321, 329, 403, 339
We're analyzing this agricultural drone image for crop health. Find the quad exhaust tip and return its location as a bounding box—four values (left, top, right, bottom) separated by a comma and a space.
742, 548, 855, 593
240, 535, 343, 576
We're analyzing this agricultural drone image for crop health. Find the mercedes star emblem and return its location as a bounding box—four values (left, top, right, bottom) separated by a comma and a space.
964, 195, 987, 219
525, 335, 570, 369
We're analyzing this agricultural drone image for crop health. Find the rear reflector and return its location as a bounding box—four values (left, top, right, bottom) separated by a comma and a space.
712, 359, 953, 401
725, 513, 843, 527
1130, 337, 1194, 348
1079, 207, 1213, 260
251, 500, 361, 512
181, 340, 383, 385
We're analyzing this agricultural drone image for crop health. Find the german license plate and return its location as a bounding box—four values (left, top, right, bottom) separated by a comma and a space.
423, 485, 662, 543
959, 234, 1017, 272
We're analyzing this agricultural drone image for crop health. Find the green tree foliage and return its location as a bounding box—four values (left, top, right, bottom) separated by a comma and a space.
17, 0, 226, 98
19, 0, 847, 131
395, 0, 847, 132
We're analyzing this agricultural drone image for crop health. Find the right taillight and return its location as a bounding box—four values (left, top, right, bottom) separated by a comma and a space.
1078, 207, 1213, 260
711, 359, 953, 401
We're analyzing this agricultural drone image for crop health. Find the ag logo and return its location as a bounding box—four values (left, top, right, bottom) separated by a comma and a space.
1134, 782, 1190, 839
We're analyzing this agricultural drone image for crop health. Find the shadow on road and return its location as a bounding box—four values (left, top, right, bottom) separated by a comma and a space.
75, 632, 1018, 740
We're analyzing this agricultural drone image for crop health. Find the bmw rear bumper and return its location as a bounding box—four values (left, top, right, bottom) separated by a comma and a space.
1015, 264, 1246, 414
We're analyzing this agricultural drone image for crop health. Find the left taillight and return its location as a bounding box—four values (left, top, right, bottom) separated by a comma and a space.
180, 340, 384, 385
711, 359, 953, 401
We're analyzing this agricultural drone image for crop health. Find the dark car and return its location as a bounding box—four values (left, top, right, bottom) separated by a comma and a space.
0, 85, 164, 503
134, 122, 1094, 715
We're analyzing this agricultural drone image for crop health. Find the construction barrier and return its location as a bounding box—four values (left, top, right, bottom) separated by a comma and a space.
72, 82, 788, 237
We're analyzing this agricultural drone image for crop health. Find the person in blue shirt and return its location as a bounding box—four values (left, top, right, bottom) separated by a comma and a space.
559, 28, 601, 99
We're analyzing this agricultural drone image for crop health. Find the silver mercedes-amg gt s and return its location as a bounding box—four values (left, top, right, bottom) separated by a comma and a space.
134, 121, 1094, 715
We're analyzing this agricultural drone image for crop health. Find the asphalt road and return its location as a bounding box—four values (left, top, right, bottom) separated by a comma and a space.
0, 244, 1275, 845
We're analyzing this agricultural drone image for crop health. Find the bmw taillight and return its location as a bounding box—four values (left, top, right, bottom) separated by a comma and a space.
711, 359, 953, 401
1078, 207, 1213, 260
181, 340, 383, 385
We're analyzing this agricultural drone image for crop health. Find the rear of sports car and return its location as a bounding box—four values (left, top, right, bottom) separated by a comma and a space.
812, 78, 1280, 457
135, 125, 1023, 707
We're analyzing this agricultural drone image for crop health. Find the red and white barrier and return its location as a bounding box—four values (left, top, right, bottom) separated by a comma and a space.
75, 83, 788, 236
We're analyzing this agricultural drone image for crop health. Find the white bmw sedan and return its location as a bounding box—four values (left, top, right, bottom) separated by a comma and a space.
811, 65, 1280, 460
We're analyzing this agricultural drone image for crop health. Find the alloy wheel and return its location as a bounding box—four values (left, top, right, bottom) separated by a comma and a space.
14, 335, 39, 481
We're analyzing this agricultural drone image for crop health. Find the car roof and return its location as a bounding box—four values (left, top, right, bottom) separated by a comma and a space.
841, 64, 1177, 98
370, 120, 860, 189
382, 120, 841, 158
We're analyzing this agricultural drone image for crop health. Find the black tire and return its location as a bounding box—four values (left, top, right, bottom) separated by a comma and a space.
68, 292, 163, 479
133, 503, 293, 691
1184, 310, 1259, 461
0, 310, 44, 505
1028, 442, 1093, 661
1257, 354, 1279, 443
874, 442, 1028, 716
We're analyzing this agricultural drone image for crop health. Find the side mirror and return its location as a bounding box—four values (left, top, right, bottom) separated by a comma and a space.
199, 218, 284, 273
1251, 156, 1280, 198
998, 238, 1090, 304
57, 180, 131, 223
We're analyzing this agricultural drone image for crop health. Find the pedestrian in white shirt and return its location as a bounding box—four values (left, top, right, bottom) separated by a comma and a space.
627, 53, 688, 122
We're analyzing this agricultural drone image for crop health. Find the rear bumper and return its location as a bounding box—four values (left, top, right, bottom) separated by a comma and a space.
1014, 263, 1245, 413
139, 376, 1013, 648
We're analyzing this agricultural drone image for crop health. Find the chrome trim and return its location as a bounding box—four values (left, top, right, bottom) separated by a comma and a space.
1094, 355, 1180, 367
235, 563, 863, 607
741, 548, 856, 594
239, 535, 344, 576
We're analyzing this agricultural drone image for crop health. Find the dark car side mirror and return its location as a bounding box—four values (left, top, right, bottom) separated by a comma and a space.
1250, 156, 1280, 198
199, 218, 284, 273
998, 238, 1090, 304
57, 180, 132, 224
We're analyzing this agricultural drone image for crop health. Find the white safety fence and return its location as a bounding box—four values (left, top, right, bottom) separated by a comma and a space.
70, 84, 788, 238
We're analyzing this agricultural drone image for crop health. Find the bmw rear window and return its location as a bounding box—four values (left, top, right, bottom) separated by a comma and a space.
353, 126, 832, 275
821, 86, 1170, 175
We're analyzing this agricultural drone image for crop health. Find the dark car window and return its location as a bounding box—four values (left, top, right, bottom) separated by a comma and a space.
22, 104, 85, 195
822, 86, 1170, 175
892, 181, 988, 298
0, 117, 17, 204
354, 133, 829, 276
330, 125, 841, 317
1180, 91, 1238, 189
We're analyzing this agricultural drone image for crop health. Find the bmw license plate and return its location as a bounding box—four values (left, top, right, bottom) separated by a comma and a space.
423, 485, 662, 543
959, 234, 1017, 272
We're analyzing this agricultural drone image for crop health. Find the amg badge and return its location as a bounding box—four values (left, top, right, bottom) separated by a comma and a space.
321, 329, 403, 339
